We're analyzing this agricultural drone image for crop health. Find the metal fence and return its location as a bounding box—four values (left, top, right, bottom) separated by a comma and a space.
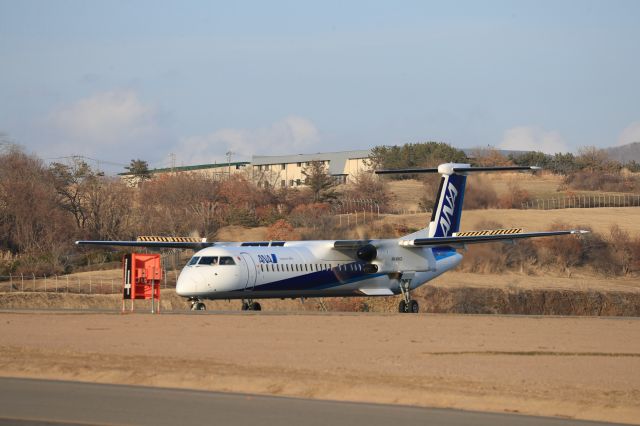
0, 270, 178, 294
332, 198, 428, 225
521, 193, 640, 210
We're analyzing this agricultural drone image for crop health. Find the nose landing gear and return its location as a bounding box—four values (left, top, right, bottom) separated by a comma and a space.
189, 298, 206, 311
241, 299, 261, 311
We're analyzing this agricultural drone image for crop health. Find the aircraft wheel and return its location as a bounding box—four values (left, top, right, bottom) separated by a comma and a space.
196, 302, 206, 311
241, 302, 249, 311
409, 300, 419, 313
251, 302, 261, 311
398, 300, 407, 313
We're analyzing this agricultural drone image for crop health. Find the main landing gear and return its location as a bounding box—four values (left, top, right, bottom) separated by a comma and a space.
398, 278, 419, 314
241, 299, 261, 311
189, 298, 206, 311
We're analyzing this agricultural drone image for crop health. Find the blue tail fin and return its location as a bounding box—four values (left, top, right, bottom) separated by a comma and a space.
429, 173, 467, 237
373, 162, 541, 239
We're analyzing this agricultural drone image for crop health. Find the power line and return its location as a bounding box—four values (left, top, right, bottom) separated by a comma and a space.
45, 155, 128, 167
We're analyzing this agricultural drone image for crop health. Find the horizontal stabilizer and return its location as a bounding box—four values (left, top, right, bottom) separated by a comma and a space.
399, 230, 588, 247
375, 165, 540, 175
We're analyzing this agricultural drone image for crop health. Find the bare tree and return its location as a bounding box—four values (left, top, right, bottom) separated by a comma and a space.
0, 146, 74, 273
86, 177, 134, 240
49, 158, 101, 230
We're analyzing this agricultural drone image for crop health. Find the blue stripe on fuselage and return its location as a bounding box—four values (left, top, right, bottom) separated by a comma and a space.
250, 262, 383, 292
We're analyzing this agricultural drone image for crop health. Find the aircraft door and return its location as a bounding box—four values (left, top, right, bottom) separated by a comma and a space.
240, 252, 257, 290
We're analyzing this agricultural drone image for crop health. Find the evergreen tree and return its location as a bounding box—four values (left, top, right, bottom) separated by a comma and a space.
302, 161, 338, 202
125, 159, 152, 184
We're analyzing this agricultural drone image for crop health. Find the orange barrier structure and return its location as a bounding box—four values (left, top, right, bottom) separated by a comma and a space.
122, 253, 162, 313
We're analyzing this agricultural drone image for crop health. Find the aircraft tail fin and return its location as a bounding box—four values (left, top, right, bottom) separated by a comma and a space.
428, 170, 467, 237
375, 163, 540, 238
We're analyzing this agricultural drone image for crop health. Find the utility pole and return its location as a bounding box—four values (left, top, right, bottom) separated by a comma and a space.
226, 151, 234, 179
169, 153, 176, 172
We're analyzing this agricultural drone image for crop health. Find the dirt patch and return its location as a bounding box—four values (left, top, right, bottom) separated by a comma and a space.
0, 312, 638, 424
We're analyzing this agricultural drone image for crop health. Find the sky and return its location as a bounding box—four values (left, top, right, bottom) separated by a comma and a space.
1, 0, 639, 173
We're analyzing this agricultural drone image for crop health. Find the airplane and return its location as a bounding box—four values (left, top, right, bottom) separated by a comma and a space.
76, 163, 588, 313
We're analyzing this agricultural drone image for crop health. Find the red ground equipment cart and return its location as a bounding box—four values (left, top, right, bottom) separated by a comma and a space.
122, 253, 162, 313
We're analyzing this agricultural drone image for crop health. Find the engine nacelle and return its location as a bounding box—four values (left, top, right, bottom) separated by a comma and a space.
356, 244, 377, 262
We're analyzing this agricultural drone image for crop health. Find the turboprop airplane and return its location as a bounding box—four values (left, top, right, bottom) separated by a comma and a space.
76, 163, 588, 313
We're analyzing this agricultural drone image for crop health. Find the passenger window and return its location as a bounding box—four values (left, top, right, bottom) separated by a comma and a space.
219, 256, 236, 265
188, 257, 200, 266
198, 256, 218, 265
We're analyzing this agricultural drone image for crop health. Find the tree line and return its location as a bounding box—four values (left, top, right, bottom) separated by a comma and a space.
371, 142, 639, 191
1, 141, 638, 276
0, 144, 388, 275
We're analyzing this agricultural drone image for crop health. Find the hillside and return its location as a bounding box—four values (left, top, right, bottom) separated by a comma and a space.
605, 141, 640, 164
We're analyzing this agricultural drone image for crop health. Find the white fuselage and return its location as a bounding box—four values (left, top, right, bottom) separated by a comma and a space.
176, 240, 462, 300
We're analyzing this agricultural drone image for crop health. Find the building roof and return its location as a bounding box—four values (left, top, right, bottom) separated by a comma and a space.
252, 150, 371, 175
118, 161, 250, 176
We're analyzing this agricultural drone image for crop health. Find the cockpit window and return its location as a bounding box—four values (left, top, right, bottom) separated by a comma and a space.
219, 256, 236, 265
187, 256, 200, 266
198, 256, 218, 265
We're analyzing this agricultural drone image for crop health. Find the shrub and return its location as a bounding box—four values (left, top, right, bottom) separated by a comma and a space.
266, 219, 299, 241
289, 203, 331, 227
255, 205, 282, 226
463, 176, 499, 209
562, 170, 638, 192
498, 181, 531, 209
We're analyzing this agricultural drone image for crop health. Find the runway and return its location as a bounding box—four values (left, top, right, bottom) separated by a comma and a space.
0, 377, 621, 426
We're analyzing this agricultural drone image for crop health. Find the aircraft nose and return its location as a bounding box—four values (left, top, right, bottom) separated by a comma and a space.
176, 268, 195, 296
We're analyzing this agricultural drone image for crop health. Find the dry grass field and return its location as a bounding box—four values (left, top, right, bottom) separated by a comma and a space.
1, 312, 638, 424
386, 173, 564, 211
381, 207, 640, 236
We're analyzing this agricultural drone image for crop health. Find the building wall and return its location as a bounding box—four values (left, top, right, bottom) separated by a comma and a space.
252, 158, 369, 188
120, 151, 372, 188
344, 157, 370, 182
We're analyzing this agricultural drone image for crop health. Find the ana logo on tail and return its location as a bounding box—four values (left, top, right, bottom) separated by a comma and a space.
439, 182, 458, 236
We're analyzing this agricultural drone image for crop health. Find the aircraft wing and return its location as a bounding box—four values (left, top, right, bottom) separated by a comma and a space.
76, 237, 215, 250
399, 230, 588, 247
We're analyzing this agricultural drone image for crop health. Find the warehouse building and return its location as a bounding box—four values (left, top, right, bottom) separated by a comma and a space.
251, 150, 371, 188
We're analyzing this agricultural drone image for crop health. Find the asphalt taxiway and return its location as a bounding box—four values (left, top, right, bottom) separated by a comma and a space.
0, 377, 623, 426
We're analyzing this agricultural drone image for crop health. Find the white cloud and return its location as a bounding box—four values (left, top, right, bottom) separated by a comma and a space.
45, 90, 166, 159
617, 121, 640, 146
499, 126, 568, 154
178, 116, 320, 164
